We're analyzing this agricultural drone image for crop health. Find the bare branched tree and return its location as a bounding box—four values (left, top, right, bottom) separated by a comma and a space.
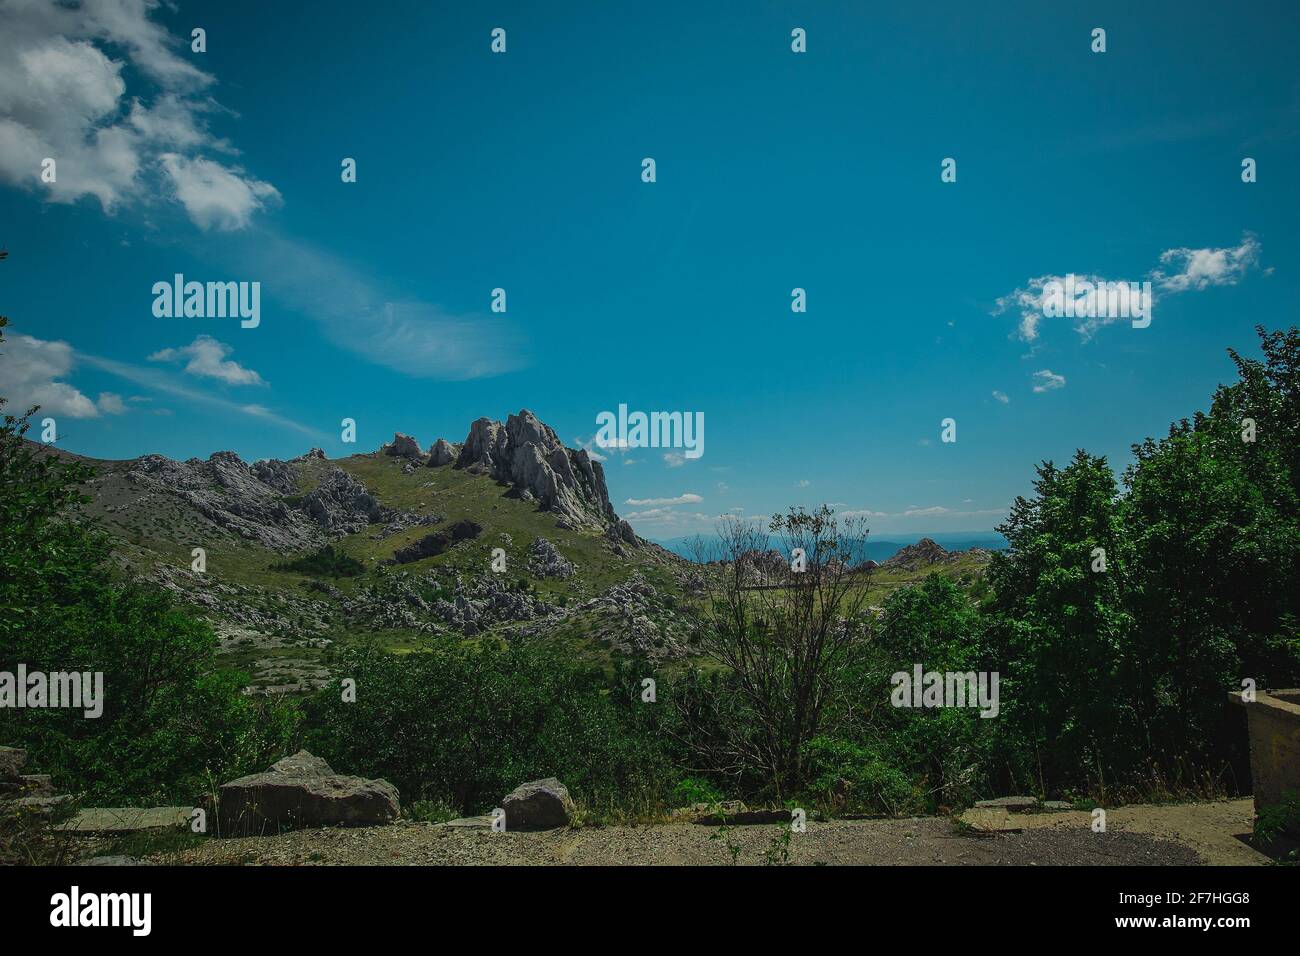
684, 505, 874, 797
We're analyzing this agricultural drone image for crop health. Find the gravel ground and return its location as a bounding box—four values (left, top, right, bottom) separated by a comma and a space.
155, 815, 1205, 867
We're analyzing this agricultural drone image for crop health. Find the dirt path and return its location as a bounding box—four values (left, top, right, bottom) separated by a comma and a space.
155, 799, 1266, 866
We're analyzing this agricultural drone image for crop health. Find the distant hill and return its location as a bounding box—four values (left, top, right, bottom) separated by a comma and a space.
651, 530, 1008, 563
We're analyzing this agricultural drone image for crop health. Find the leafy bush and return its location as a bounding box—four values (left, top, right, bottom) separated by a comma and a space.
302, 641, 679, 818
673, 776, 726, 807
800, 736, 922, 816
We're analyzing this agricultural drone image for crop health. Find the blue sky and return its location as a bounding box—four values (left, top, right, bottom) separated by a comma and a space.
1, 0, 1297, 540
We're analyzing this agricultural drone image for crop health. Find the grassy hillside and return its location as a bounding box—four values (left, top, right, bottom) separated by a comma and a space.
54, 443, 993, 690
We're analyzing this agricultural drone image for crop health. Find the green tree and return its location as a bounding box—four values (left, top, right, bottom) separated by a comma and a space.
986, 450, 1136, 788
1122, 326, 1300, 768
0, 317, 293, 804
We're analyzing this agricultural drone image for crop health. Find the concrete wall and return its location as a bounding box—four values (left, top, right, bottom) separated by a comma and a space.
1230, 688, 1300, 817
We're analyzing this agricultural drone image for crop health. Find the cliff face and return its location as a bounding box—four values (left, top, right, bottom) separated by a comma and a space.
450, 409, 617, 531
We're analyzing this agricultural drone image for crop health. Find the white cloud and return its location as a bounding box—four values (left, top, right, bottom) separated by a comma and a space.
96, 392, 126, 415
0, 0, 274, 228
1032, 369, 1066, 393
797, 479, 811, 488
624, 493, 703, 506
994, 273, 1146, 342
621, 508, 723, 532
1150, 235, 1263, 293
992, 389, 1009, 404
663, 451, 686, 468
148, 334, 265, 385
159, 153, 279, 231
0, 333, 100, 417
994, 234, 1264, 342
837, 504, 1008, 522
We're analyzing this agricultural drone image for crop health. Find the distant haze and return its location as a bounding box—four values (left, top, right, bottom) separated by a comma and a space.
650, 531, 1009, 563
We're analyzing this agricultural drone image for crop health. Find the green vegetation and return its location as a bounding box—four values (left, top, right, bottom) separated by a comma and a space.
2, 319, 1295, 838
302, 645, 677, 819
0, 318, 296, 811
272, 544, 365, 578
1254, 789, 1300, 848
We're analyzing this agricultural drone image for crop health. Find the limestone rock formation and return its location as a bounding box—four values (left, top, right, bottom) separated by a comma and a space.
126, 451, 322, 552
216, 750, 400, 836
301, 468, 385, 534
426, 438, 460, 466
528, 536, 575, 578
456, 409, 617, 531
383, 432, 424, 459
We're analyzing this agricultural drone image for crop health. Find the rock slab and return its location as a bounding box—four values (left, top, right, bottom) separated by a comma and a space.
217, 750, 400, 836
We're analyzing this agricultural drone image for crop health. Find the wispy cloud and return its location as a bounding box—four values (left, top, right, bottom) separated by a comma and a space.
235, 233, 527, 380
1031, 369, 1066, 393
78, 350, 321, 438
992, 389, 1009, 404
624, 493, 703, 506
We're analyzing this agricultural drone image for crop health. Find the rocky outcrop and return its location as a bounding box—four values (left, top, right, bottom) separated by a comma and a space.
538, 574, 692, 660
880, 538, 995, 571
127, 451, 321, 552
383, 432, 424, 459
501, 778, 574, 831
528, 537, 575, 578
426, 438, 460, 467
251, 458, 299, 494
301, 468, 384, 534
881, 538, 951, 570
456, 410, 618, 531
216, 750, 400, 836
342, 569, 557, 636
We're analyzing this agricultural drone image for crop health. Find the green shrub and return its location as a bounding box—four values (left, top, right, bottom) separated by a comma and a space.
302, 641, 678, 817
673, 776, 726, 807
800, 736, 922, 816
272, 544, 364, 578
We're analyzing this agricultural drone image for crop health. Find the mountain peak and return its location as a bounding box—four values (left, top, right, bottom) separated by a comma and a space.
453, 409, 617, 531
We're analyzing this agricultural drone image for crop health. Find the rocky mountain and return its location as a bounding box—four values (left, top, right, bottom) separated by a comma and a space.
47, 409, 689, 689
